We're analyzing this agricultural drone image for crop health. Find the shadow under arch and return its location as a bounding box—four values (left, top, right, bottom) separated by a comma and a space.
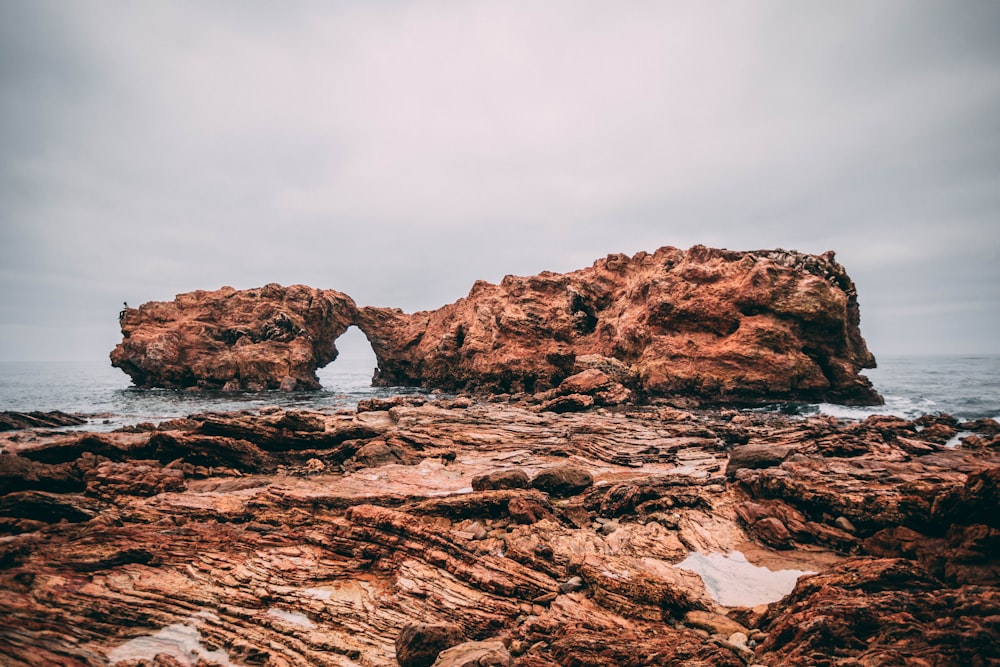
316, 325, 379, 390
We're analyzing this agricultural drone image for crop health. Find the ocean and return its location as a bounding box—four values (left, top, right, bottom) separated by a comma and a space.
0, 354, 998, 432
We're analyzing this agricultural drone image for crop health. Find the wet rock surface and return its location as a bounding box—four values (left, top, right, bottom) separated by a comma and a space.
0, 411, 87, 431
0, 401, 996, 665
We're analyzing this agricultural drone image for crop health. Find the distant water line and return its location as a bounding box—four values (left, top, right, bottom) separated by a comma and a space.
0, 354, 998, 430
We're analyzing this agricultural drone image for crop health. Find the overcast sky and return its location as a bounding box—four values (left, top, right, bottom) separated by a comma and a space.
1, 0, 998, 363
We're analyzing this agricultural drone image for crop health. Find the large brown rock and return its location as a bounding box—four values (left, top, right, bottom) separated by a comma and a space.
357, 245, 881, 405
111, 283, 357, 390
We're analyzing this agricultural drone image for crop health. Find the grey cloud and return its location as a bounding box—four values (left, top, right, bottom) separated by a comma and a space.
1, 0, 998, 361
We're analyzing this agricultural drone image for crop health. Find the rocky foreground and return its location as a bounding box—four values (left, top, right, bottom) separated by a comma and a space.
112, 246, 881, 405
0, 389, 998, 666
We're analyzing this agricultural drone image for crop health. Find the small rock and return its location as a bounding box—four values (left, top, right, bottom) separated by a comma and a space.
354, 441, 402, 467
683, 610, 749, 638
539, 393, 595, 413
395, 622, 465, 667
471, 469, 529, 491
728, 631, 748, 647
726, 444, 796, 478
508, 496, 554, 524
532, 592, 557, 604
558, 576, 584, 593
597, 520, 620, 536
275, 411, 325, 432
534, 544, 554, 559
466, 521, 487, 540
835, 516, 857, 534
430, 640, 512, 667
710, 637, 756, 663
530, 466, 594, 497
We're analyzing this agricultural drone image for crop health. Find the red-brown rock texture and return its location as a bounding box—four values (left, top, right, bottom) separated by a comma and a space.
111, 284, 357, 391
359, 245, 880, 405
1, 400, 997, 665
110, 245, 881, 406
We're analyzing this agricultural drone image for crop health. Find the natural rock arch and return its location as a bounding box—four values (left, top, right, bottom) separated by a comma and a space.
112, 245, 883, 405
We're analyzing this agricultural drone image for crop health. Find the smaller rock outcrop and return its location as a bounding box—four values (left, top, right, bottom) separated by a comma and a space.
110, 284, 357, 390
0, 412, 86, 431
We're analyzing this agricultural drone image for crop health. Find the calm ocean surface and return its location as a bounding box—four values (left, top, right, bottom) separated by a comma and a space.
0, 354, 997, 432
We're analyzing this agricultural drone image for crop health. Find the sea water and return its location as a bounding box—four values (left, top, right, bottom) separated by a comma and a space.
0, 329, 424, 431
0, 353, 998, 429
775, 354, 1000, 422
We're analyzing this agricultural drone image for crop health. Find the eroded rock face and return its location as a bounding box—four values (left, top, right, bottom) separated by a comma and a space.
358, 245, 881, 405
1, 403, 997, 665
110, 284, 357, 390
109, 246, 879, 404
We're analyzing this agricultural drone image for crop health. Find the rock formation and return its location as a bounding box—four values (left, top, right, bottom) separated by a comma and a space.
111, 284, 357, 391
0, 401, 997, 665
111, 245, 881, 405
360, 246, 880, 405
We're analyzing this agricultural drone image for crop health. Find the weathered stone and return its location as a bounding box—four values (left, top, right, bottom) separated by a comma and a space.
538, 393, 595, 413
471, 470, 530, 492
0, 411, 87, 432
430, 640, 511, 667
725, 443, 797, 478
684, 610, 749, 637
395, 622, 465, 667
111, 284, 357, 390
530, 466, 594, 497
357, 245, 881, 405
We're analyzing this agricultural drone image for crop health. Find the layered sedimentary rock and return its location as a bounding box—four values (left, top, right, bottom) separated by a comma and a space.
360, 246, 880, 405
111, 284, 357, 391
0, 400, 997, 665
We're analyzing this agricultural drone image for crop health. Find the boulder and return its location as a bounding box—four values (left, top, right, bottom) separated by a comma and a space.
530, 466, 594, 497
430, 641, 511, 667
471, 470, 530, 491
395, 622, 465, 667
726, 444, 797, 478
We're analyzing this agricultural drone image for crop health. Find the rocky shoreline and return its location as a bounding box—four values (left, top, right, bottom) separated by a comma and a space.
1, 393, 997, 666
5, 246, 996, 664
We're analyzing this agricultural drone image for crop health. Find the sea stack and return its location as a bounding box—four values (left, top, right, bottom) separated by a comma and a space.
112, 245, 882, 406
111, 284, 357, 391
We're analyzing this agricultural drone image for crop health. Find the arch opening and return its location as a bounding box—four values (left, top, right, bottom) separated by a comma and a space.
316, 326, 379, 390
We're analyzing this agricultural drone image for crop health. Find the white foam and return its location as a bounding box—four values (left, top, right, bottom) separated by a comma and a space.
675, 551, 814, 607
107, 622, 235, 666
944, 431, 974, 448
815, 394, 937, 421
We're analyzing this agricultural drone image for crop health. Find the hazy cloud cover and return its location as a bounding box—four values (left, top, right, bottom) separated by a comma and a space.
2, 0, 998, 362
